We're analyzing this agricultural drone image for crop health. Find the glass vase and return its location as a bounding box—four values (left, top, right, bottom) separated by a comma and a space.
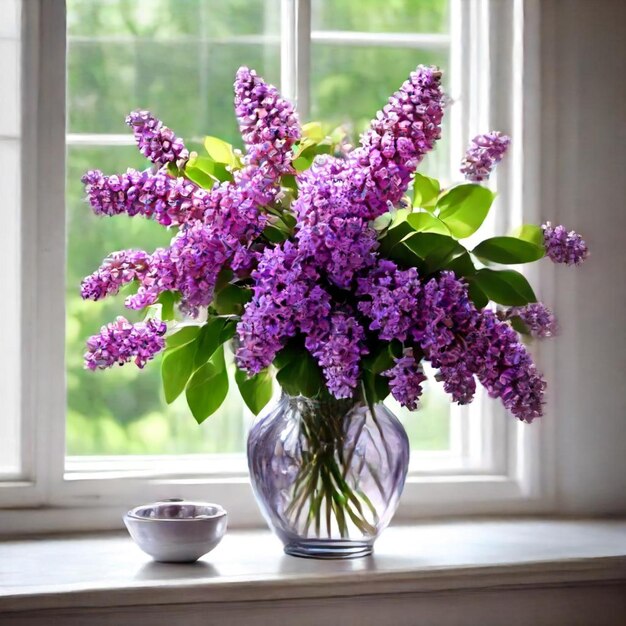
247, 393, 410, 559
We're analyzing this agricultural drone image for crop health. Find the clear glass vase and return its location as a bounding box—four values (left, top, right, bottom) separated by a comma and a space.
247, 393, 410, 559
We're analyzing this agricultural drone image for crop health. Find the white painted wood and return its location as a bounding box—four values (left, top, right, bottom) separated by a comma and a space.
0, 519, 624, 625
539, 0, 626, 515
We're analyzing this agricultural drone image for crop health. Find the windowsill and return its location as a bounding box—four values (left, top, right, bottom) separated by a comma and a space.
1, 518, 625, 624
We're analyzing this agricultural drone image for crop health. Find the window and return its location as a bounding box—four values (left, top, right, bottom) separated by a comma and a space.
0, 0, 548, 532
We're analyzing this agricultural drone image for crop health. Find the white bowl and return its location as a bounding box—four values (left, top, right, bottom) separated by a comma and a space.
124, 499, 227, 563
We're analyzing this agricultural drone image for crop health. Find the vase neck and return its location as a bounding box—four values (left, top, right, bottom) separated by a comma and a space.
282, 392, 364, 417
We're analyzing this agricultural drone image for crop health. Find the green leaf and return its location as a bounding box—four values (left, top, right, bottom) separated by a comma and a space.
406, 212, 450, 235
372, 212, 394, 232
185, 346, 229, 424
162, 341, 197, 404
444, 250, 476, 277
262, 224, 290, 243
473, 236, 545, 264
362, 341, 395, 374
363, 370, 390, 405
156, 291, 179, 321
276, 349, 323, 397
301, 121, 325, 143
213, 284, 252, 316
466, 278, 489, 309
184, 161, 216, 189
235, 368, 273, 415
203, 136, 236, 166
413, 173, 440, 209
166, 325, 201, 349
194, 318, 229, 368
437, 184, 496, 238
510, 224, 544, 247
292, 148, 316, 172
403, 233, 463, 273
473, 269, 537, 305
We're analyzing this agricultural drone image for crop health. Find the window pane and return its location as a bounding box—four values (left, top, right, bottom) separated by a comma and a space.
310, 44, 450, 181
65, 0, 278, 456
0, 0, 21, 476
312, 0, 449, 34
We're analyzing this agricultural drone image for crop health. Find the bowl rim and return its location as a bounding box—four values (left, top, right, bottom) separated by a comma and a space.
125, 500, 228, 522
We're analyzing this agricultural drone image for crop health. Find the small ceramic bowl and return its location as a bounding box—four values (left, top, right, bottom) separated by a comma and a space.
124, 499, 227, 563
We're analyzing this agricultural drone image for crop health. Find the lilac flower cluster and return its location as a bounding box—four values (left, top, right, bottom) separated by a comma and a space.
293, 156, 378, 288
235, 242, 319, 374
356, 260, 421, 341
82, 67, 300, 340
358, 262, 546, 421
81, 250, 149, 301
81, 168, 205, 227
84, 316, 166, 370
384, 350, 427, 411
235, 241, 367, 397
126, 110, 189, 166
460, 131, 511, 182
504, 303, 558, 338
542, 222, 589, 266
234, 66, 300, 180
305, 311, 368, 399
349, 66, 445, 218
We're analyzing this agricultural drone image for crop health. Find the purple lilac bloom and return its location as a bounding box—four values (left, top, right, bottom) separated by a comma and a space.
126, 110, 189, 166
356, 260, 421, 341
125, 247, 177, 311
504, 303, 558, 338
84, 316, 166, 370
126, 223, 229, 316
466, 311, 546, 422
236, 242, 316, 374
81, 250, 149, 301
460, 131, 511, 182
383, 349, 427, 411
542, 222, 589, 266
234, 66, 301, 180
349, 65, 445, 218
293, 156, 378, 288
305, 311, 368, 399
357, 265, 546, 420
435, 362, 476, 405
81, 168, 206, 226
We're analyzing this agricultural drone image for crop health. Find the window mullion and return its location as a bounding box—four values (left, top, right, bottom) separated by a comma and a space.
23, 0, 67, 503
280, 0, 311, 118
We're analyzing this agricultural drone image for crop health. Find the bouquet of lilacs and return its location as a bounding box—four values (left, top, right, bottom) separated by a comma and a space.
81, 65, 588, 428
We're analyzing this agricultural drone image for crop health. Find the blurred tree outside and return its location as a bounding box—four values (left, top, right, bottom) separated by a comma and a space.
66, 0, 451, 456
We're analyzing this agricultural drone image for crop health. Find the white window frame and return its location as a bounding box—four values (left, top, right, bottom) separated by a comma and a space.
0, 0, 553, 535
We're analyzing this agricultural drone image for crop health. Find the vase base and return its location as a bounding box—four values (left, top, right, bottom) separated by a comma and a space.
284, 539, 373, 559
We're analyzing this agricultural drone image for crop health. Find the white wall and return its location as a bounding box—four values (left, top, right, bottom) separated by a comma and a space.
541, 0, 626, 514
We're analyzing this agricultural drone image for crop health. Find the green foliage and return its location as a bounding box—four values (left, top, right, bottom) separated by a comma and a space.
159, 317, 235, 411
510, 224, 544, 246
213, 284, 252, 316
234, 368, 273, 415
162, 341, 196, 404
412, 173, 440, 210
406, 211, 450, 235
166, 325, 201, 349
185, 154, 231, 186
185, 345, 229, 424
473, 269, 537, 306
473, 236, 544, 264
275, 341, 324, 398
437, 184, 496, 238
203, 135, 239, 167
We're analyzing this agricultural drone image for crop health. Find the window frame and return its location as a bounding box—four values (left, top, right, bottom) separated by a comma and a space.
0, 0, 554, 535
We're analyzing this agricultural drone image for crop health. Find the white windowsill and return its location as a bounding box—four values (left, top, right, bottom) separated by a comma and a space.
1, 518, 625, 625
